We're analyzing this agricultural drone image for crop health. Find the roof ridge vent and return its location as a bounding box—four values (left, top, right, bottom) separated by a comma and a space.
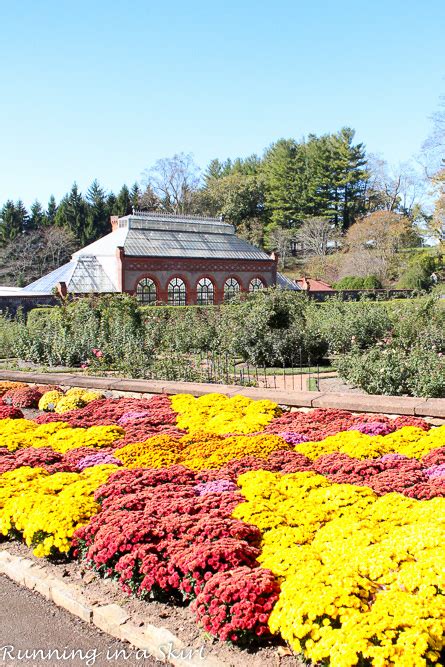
130, 209, 224, 224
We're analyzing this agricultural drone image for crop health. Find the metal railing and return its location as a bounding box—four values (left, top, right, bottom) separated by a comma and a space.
143, 349, 323, 390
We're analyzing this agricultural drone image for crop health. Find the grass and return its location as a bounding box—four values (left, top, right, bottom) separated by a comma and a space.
306, 377, 319, 391
251, 363, 334, 376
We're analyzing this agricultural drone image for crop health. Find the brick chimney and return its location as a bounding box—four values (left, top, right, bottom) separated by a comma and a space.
270, 251, 279, 263
116, 246, 125, 292
56, 281, 68, 298
110, 216, 119, 232
270, 251, 279, 283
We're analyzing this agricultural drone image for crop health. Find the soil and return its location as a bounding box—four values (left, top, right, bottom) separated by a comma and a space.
1, 541, 305, 667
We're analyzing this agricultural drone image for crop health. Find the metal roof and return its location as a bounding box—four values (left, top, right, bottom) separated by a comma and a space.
25, 261, 76, 294
0, 286, 25, 295
123, 228, 270, 260
276, 273, 301, 290
123, 210, 231, 229
72, 227, 128, 258
72, 213, 271, 261
24, 258, 117, 295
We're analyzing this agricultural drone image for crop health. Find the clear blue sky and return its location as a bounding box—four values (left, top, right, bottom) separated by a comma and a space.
1, 0, 444, 207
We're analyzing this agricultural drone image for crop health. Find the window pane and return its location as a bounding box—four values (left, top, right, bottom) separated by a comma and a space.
249, 278, 264, 292
168, 277, 186, 306
197, 277, 214, 305
136, 278, 157, 304
224, 277, 240, 301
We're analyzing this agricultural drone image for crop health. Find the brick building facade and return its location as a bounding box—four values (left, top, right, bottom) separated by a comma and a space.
21, 212, 295, 305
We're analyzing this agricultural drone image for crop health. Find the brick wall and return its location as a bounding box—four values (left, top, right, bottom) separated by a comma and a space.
122, 255, 278, 305
0, 295, 59, 316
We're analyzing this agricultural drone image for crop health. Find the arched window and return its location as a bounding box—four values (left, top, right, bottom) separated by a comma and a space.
196, 277, 214, 305
249, 277, 265, 292
136, 278, 157, 304
168, 277, 186, 306
224, 277, 240, 301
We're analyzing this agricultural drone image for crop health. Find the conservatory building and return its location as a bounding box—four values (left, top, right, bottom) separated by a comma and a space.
23, 211, 298, 305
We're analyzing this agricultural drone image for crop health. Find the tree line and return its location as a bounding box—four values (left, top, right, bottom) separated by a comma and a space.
0, 125, 438, 287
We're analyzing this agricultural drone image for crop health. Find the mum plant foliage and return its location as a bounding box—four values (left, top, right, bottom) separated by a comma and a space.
171, 393, 281, 434
0, 389, 445, 663
0, 381, 27, 397
2, 386, 43, 408
235, 469, 445, 666
0, 418, 124, 454
0, 405, 24, 420
0, 465, 116, 556
73, 465, 278, 644
38, 390, 65, 412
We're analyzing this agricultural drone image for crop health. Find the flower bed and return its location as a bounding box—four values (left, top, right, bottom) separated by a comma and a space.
2, 386, 44, 408
0, 405, 24, 420
0, 381, 27, 397
0, 387, 444, 665
265, 407, 429, 441
234, 469, 445, 665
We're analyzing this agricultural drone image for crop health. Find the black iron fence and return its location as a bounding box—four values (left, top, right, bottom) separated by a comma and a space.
144, 349, 324, 390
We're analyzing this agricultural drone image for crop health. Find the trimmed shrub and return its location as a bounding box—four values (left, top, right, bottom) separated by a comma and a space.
334, 276, 382, 289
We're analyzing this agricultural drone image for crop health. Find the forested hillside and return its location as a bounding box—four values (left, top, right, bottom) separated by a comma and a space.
1, 126, 442, 287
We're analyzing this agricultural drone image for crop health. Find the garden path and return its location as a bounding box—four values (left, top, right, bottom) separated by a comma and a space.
0, 575, 158, 667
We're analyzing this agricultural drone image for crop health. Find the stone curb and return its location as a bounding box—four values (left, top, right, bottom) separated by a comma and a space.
0, 550, 226, 667
0, 369, 444, 418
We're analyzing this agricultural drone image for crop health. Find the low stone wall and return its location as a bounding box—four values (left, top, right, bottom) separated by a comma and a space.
0, 369, 444, 418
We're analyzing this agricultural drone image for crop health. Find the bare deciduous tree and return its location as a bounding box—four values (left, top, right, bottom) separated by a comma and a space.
43, 227, 77, 270
423, 96, 445, 170
295, 217, 340, 256
0, 227, 77, 287
365, 154, 427, 218
336, 211, 421, 282
338, 249, 389, 281
431, 169, 445, 242
422, 97, 445, 242
142, 153, 201, 214
265, 227, 294, 269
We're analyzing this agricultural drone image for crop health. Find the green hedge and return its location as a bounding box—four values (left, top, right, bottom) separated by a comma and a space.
333, 276, 382, 289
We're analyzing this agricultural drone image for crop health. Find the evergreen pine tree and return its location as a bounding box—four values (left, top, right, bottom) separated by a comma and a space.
46, 195, 57, 225
115, 185, 132, 216
15, 200, 30, 232
326, 128, 368, 229
130, 183, 141, 210
107, 192, 117, 215
139, 184, 161, 210
204, 159, 226, 183
85, 179, 109, 242
0, 200, 20, 242
262, 139, 308, 229
54, 183, 88, 242
29, 200, 46, 229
